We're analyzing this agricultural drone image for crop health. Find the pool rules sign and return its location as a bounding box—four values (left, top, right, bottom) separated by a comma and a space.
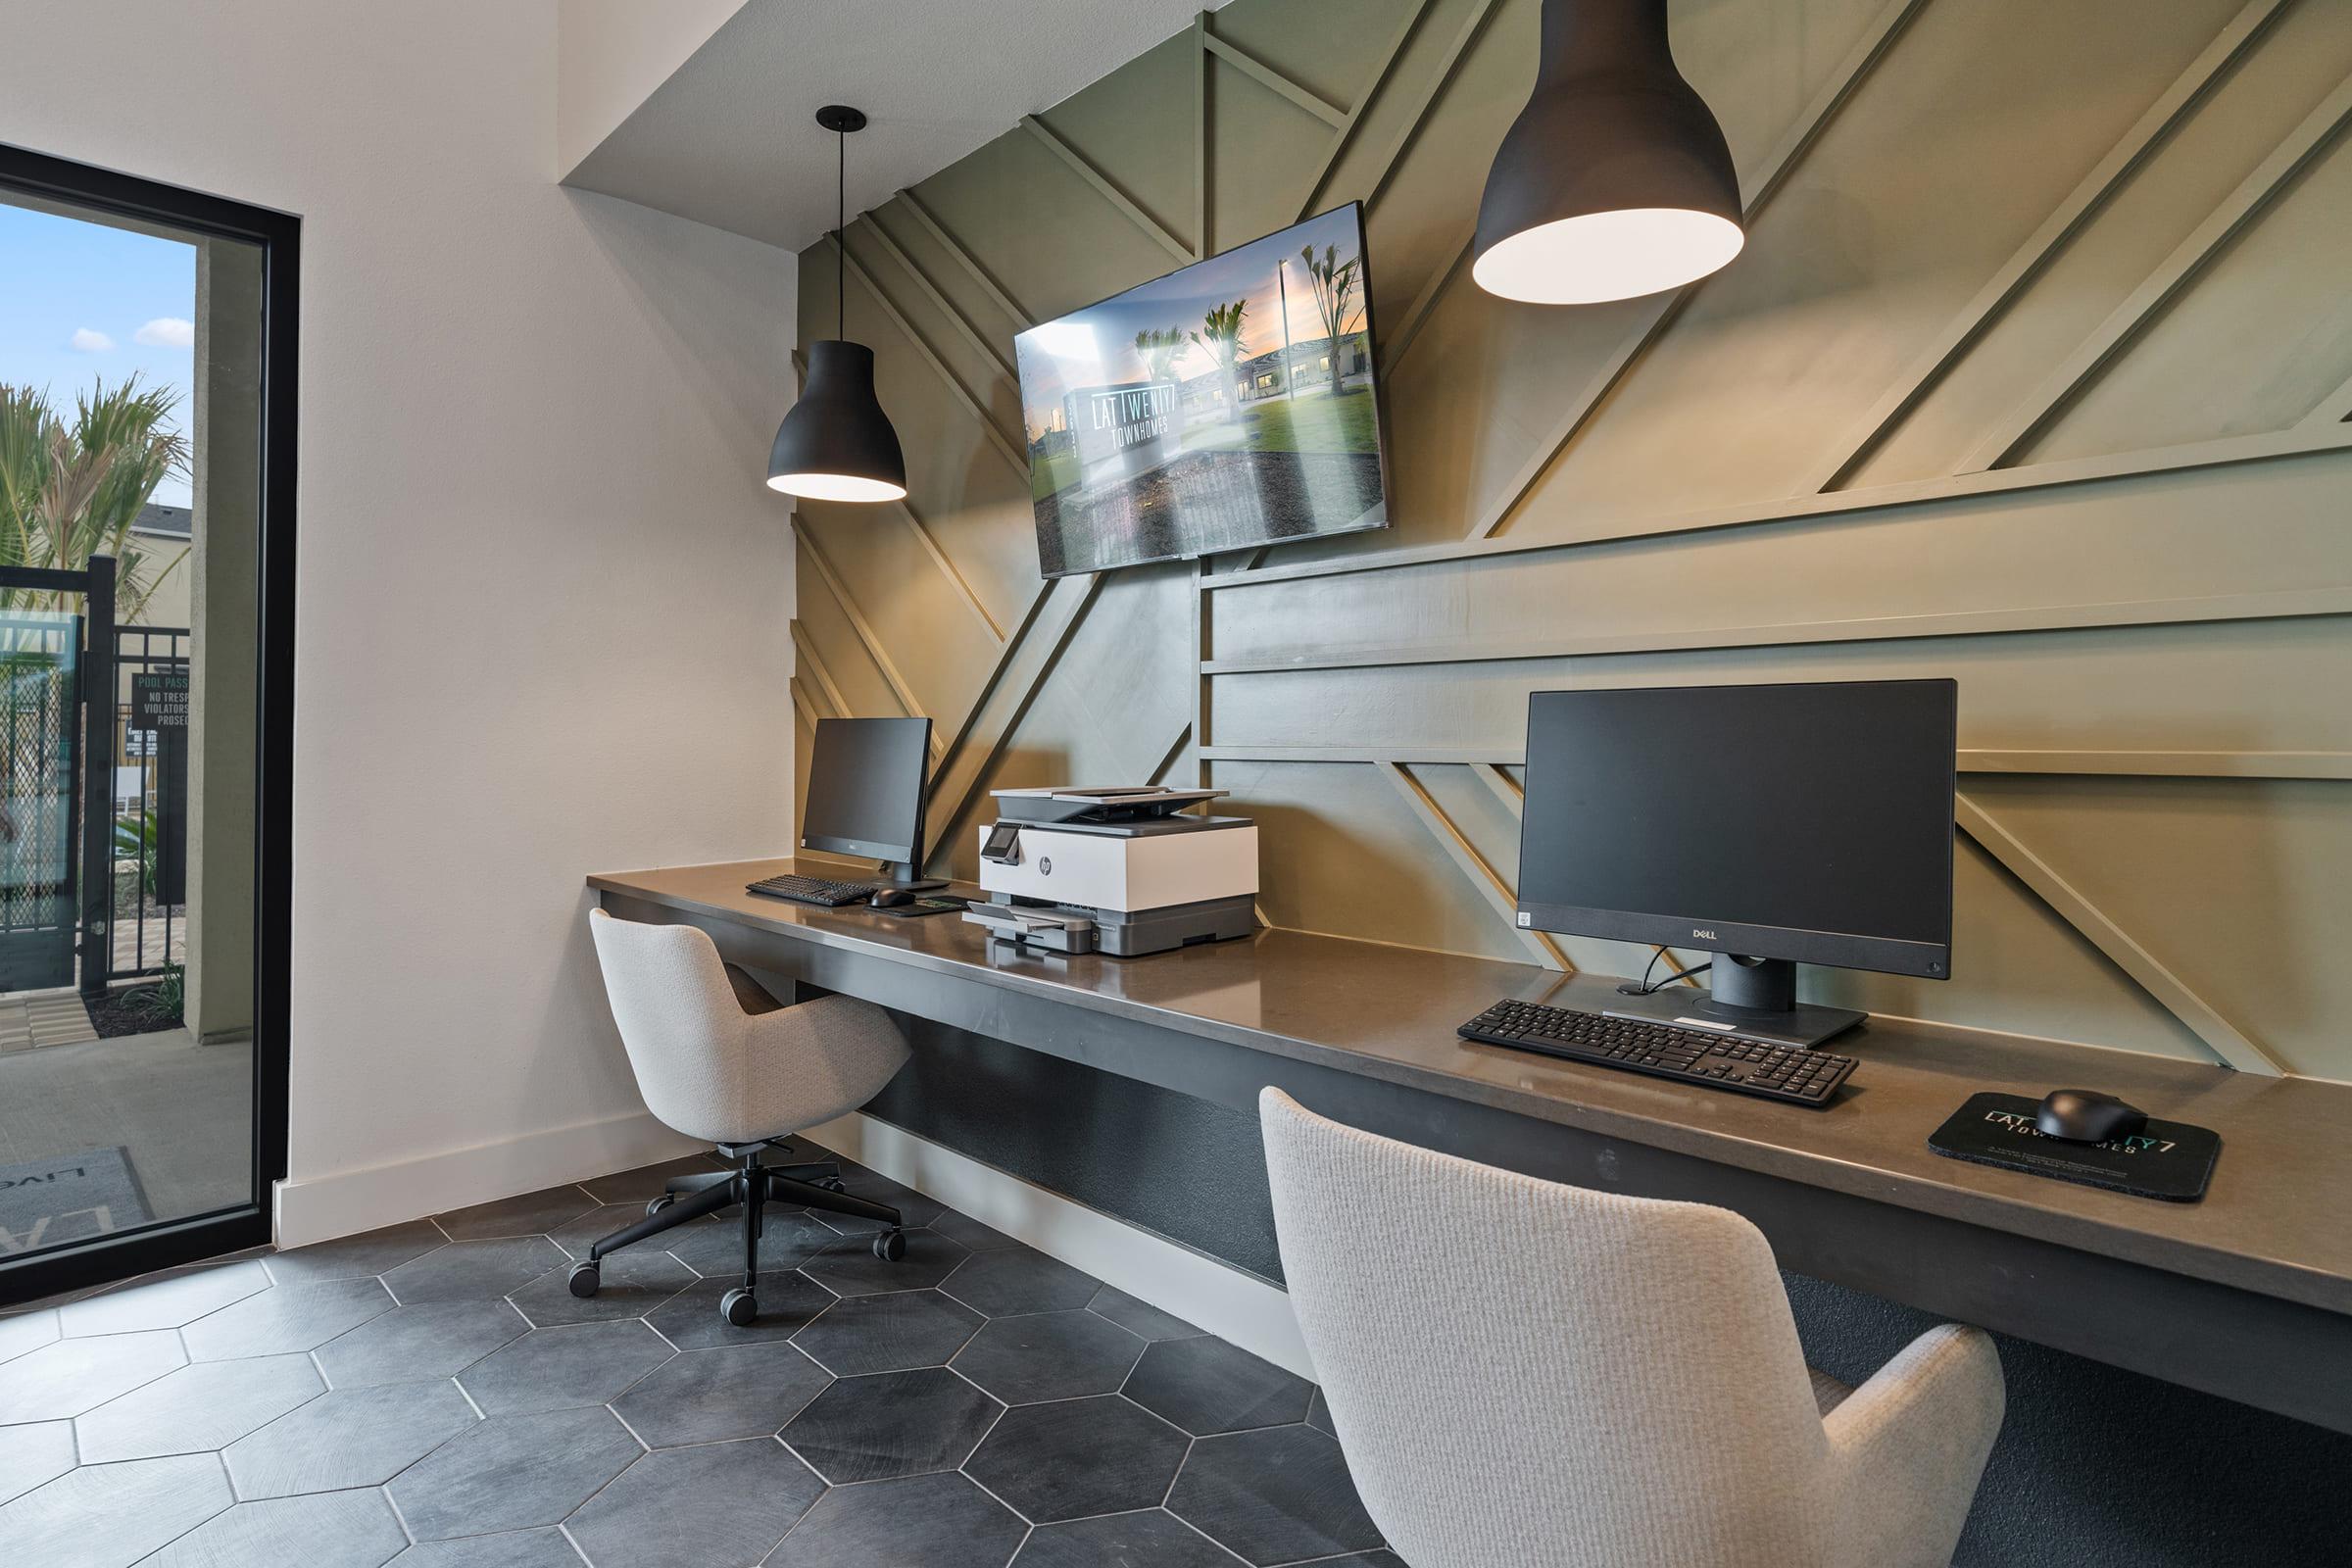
129, 670, 189, 906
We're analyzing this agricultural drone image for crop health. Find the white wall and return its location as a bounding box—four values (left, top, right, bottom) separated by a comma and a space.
1, 0, 803, 1243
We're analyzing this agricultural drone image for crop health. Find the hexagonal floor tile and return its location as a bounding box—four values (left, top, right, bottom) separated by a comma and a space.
780, 1366, 1003, 1484
764, 1471, 1027, 1568
0, 1421, 75, 1507
800, 1229, 970, 1297
645, 1270, 834, 1350
611, 1340, 832, 1448
791, 1289, 984, 1378
382, 1527, 583, 1566
141, 1488, 408, 1568
661, 1208, 835, 1279
545, 1201, 652, 1260
313, 1299, 531, 1389
182, 1277, 395, 1361
0, 1328, 186, 1421
1122, 1335, 1311, 1436
388, 1405, 644, 1542
381, 1238, 567, 1305
939, 1245, 1099, 1318
456, 1319, 674, 1416
0, 1452, 231, 1567
56, 1259, 270, 1337
1167, 1424, 1383, 1566
929, 1210, 1019, 1252
223, 1377, 478, 1498
1087, 1284, 1203, 1343
432, 1185, 600, 1242
1010, 1509, 1239, 1567
576, 1153, 728, 1205
952, 1309, 1146, 1404
564, 1438, 825, 1568
263, 1221, 448, 1287
75, 1352, 323, 1463
963, 1395, 1189, 1525
507, 1249, 695, 1327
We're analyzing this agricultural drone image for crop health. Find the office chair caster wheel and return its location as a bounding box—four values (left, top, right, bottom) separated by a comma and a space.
644, 1195, 674, 1218
871, 1229, 906, 1262
817, 1177, 848, 1194
719, 1287, 759, 1326
566, 1262, 600, 1298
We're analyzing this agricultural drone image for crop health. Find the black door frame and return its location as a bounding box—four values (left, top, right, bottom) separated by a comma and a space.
0, 142, 298, 1303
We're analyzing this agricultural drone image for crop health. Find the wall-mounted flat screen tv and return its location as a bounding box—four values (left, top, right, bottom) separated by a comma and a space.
1014, 203, 1388, 578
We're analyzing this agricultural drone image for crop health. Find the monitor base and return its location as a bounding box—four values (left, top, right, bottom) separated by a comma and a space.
1602, 955, 1865, 1049
873, 861, 947, 894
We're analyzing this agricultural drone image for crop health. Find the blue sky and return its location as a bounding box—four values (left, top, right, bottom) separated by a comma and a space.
0, 198, 198, 506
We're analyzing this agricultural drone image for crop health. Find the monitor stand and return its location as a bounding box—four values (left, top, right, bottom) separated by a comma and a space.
870, 860, 948, 895
1600, 954, 1864, 1050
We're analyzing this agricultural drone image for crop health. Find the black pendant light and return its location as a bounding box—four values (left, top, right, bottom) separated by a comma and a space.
767, 105, 907, 503
1472, 0, 1743, 305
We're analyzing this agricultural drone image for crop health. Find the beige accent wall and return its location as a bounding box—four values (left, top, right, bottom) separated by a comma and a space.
793, 0, 2352, 1082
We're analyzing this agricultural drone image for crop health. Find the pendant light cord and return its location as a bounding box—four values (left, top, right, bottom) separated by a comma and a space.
835, 124, 846, 340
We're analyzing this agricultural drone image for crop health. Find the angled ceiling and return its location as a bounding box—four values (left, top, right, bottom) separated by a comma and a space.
562, 0, 1232, 253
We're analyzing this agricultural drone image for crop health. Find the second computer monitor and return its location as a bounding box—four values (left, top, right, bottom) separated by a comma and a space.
1516, 679, 1956, 1046
800, 716, 936, 885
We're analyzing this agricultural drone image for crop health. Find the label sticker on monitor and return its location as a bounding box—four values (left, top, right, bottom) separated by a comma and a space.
1516, 911, 1532, 926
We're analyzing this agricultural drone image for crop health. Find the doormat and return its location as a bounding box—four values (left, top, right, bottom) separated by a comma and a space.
0, 1147, 154, 1254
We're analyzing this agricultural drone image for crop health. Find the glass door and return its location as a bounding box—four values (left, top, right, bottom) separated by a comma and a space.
0, 143, 295, 1299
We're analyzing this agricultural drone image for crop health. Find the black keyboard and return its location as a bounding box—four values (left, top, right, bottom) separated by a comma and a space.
745, 874, 873, 906
1458, 999, 1856, 1106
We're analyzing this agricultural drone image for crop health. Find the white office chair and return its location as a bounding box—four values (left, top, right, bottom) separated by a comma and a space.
1260, 1088, 2005, 1568
580, 908, 913, 1325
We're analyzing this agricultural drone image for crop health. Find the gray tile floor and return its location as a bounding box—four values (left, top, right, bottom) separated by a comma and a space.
0, 1149, 1404, 1568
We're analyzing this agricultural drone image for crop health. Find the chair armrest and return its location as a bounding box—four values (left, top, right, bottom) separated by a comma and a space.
1824, 1323, 2005, 1568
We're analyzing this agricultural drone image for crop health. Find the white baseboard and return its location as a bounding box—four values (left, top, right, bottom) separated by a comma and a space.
273, 1110, 707, 1250
804, 1111, 1312, 1380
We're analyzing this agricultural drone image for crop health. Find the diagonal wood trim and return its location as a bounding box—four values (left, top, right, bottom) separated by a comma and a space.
1293, 0, 1438, 220
790, 674, 829, 727
925, 574, 1107, 862
1203, 28, 1348, 128
1209, 421, 2352, 592
1194, 12, 1210, 259
1464, 0, 1933, 541
1960, 72, 2352, 473
1358, 0, 1508, 214
1020, 114, 1193, 261
792, 518, 946, 756
1200, 584, 2352, 675
2297, 367, 2352, 429
1197, 745, 2352, 781
832, 235, 1030, 477
896, 496, 1005, 644
895, 190, 1034, 328
1957, 794, 2285, 1074
1376, 760, 1568, 970
1382, 223, 1475, 376
928, 572, 1064, 784
861, 214, 1016, 382
789, 618, 851, 719
1804, 0, 2293, 493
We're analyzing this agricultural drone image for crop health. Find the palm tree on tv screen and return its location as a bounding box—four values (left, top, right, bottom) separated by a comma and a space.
1190, 300, 1250, 409
1299, 243, 1362, 383
1134, 326, 1187, 385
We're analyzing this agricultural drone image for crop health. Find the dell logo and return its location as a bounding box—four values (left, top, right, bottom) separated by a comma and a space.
1692, 928, 1716, 940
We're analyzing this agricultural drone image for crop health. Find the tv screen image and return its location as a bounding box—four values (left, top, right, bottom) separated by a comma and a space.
1013, 203, 1389, 577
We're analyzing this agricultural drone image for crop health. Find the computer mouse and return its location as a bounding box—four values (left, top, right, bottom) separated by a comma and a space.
867, 888, 916, 908
2034, 1088, 2147, 1145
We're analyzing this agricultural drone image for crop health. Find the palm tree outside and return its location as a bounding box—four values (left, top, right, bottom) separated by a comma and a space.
0, 375, 191, 622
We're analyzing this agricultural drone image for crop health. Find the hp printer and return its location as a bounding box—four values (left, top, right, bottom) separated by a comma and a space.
963, 786, 1257, 956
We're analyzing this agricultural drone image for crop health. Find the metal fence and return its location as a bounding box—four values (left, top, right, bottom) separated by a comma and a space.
112, 626, 188, 979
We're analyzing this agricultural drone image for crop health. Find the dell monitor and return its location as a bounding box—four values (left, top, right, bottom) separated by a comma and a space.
1516, 679, 1956, 1047
799, 716, 945, 890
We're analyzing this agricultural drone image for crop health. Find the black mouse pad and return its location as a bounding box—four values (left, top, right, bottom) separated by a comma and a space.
1929, 1093, 2219, 1201
867, 895, 969, 919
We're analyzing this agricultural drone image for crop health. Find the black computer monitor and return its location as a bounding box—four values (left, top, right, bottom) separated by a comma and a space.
799, 716, 943, 888
1517, 679, 1956, 1047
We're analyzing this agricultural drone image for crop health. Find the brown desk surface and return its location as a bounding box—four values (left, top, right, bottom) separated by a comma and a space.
590, 858, 2352, 1320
